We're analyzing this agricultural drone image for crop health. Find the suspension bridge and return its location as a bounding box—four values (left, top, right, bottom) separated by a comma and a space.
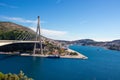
0, 16, 88, 59
0, 16, 44, 54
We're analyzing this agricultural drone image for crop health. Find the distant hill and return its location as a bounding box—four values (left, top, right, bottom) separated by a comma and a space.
72, 39, 95, 45
0, 22, 36, 40
57, 39, 120, 51
111, 40, 120, 43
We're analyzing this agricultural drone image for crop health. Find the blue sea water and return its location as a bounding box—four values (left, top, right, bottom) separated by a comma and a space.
0, 45, 120, 80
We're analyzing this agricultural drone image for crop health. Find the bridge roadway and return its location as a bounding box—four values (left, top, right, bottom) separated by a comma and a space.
0, 40, 40, 46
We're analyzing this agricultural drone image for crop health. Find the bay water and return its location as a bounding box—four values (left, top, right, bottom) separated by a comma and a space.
0, 45, 120, 80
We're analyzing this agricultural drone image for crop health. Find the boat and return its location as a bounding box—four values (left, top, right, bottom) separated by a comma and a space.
47, 55, 60, 58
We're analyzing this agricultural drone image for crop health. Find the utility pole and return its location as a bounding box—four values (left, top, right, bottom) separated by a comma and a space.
33, 16, 43, 55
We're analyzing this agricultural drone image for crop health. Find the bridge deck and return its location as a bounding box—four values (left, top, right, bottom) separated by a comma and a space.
0, 40, 40, 46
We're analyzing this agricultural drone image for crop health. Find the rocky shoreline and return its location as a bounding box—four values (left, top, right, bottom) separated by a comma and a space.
0, 48, 88, 59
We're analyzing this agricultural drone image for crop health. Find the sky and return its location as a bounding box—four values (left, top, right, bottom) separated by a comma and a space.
0, 0, 120, 41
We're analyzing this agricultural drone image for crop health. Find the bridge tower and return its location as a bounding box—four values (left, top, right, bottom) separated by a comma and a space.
33, 16, 43, 55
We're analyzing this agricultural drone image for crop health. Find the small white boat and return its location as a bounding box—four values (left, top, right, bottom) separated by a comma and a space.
47, 55, 60, 58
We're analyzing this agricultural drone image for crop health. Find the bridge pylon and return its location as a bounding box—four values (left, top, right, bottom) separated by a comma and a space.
33, 16, 43, 55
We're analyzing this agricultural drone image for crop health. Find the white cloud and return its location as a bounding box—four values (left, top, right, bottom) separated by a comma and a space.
30, 27, 67, 39
0, 2, 18, 8
42, 29, 67, 36
1, 16, 45, 24
30, 27, 36, 31
1, 16, 37, 24
42, 29, 67, 40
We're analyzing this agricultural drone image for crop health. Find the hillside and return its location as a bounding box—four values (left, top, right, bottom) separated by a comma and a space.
0, 22, 36, 40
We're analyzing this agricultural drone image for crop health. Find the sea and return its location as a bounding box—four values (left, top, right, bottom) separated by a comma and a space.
0, 45, 120, 80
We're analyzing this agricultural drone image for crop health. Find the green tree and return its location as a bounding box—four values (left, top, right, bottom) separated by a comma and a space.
0, 71, 33, 80
0, 72, 4, 80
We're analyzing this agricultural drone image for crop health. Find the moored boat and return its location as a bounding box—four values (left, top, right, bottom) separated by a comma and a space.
47, 55, 60, 58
